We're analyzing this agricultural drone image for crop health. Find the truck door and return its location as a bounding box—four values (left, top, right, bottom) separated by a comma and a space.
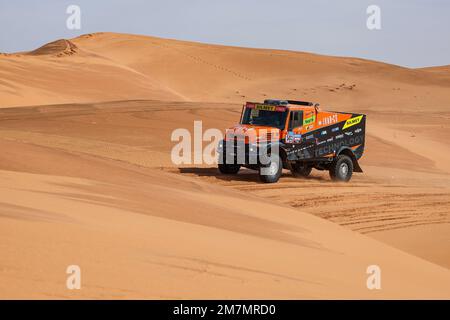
285, 111, 303, 144
284, 110, 316, 160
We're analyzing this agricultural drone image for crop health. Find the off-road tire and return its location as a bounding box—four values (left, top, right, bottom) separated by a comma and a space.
329, 155, 353, 182
259, 153, 282, 183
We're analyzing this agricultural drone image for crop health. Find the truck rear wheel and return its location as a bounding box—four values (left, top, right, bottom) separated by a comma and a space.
329, 155, 353, 182
291, 163, 312, 178
259, 153, 282, 183
218, 163, 240, 174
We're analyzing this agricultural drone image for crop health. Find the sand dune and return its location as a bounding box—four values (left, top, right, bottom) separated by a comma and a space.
0, 33, 449, 298
1, 167, 449, 299
26, 39, 79, 57
0, 100, 449, 299
420, 65, 450, 73
2, 32, 450, 109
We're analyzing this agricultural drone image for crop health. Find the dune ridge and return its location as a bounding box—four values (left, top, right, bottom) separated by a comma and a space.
1, 32, 450, 109
27, 39, 78, 57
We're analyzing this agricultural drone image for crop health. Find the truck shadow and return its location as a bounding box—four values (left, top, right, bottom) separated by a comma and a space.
178, 167, 328, 183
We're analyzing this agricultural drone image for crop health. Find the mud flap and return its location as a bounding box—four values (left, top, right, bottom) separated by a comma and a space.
353, 158, 363, 173
337, 147, 363, 173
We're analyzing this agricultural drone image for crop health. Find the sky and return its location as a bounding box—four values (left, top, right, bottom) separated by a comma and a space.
0, 0, 449, 68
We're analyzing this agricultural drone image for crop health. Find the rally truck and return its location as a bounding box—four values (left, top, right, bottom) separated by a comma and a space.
217, 99, 366, 183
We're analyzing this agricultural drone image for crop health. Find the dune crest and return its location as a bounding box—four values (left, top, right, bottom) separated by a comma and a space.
27, 39, 78, 57
1, 32, 450, 108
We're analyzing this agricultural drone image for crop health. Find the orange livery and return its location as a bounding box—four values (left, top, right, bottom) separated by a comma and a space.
218, 99, 366, 183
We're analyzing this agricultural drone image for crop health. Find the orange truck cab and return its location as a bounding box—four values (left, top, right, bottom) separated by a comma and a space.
217, 99, 366, 183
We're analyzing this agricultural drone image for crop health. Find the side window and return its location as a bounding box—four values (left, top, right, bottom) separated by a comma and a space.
289, 111, 303, 131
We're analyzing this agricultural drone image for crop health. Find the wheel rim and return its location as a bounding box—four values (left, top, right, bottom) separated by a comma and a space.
339, 162, 348, 176
268, 160, 278, 175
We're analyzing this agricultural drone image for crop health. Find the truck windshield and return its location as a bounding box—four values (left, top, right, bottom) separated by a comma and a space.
241, 108, 288, 130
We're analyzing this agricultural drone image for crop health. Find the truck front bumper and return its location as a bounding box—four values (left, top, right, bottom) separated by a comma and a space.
218, 140, 272, 166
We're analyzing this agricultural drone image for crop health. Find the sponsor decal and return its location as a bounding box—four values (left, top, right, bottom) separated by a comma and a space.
327, 137, 334, 142
355, 128, 362, 133
321, 130, 327, 136
285, 132, 294, 143
317, 140, 327, 145
345, 131, 353, 136
286, 132, 302, 143
306, 134, 314, 140
256, 104, 276, 111
246, 103, 286, 112
315, 136, 365, 157
343, 115, 363, 129
290, 148, 313, 159
303, 114, 316, 126
332, 127, 340, 132
336, 134, 344, 139
287, 143, 315, 156
305, 124, 314, 131
319, 114, 338, 126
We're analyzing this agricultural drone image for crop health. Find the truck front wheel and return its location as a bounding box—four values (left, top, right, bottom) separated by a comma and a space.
218, 163, 241, 174
259, 153, 282, 183
329, 155, 353, 182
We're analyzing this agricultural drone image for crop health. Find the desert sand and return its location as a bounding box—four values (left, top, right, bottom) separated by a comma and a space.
0, 33, 449, 299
